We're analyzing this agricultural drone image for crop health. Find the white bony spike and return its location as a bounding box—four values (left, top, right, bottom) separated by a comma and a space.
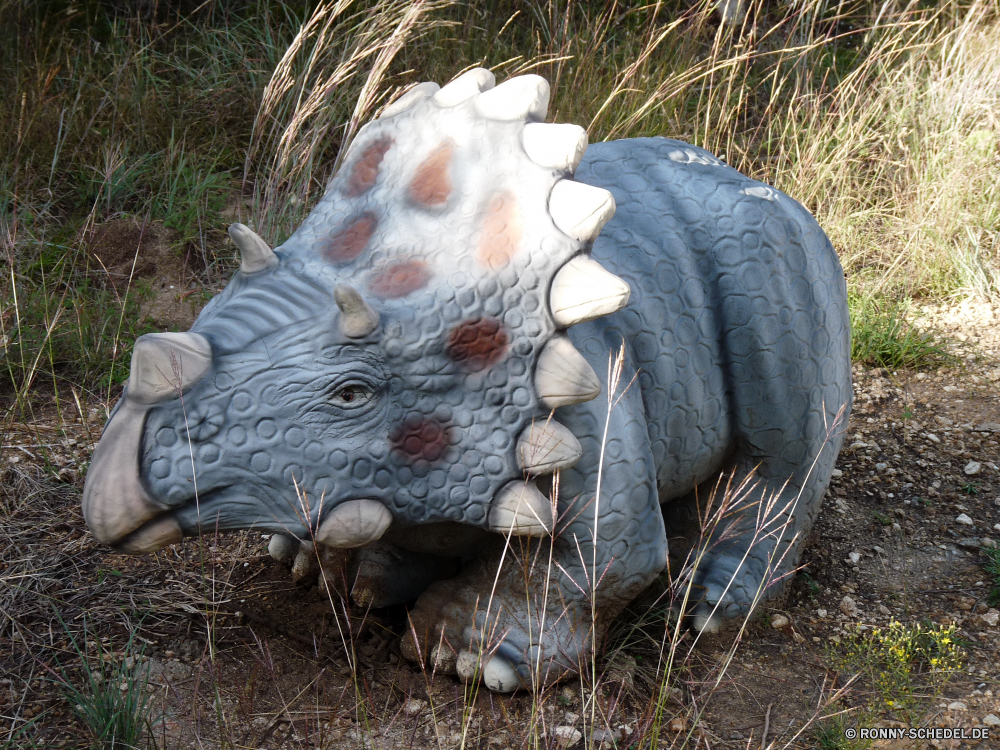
534, 335, 601, 408
128, 332, 212, 405
228, 223, 277, 274
516, 420, 583, 473
433, 68, 496, 107
489, 481, 553, 536
548, 181, 616, 242
522, 123, 588, 173
113, 515, 182, 554
334, 283, 379, 338
380, 81, 441, 119
315, 499, 393, 548
268, 533, 298, 563
483, 655, 521, 693
475, 74, 549, 122
550, 255, 631, 327
291, 541, 316, 585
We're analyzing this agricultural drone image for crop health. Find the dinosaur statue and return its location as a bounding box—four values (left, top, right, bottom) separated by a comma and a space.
82, 69, 851, 693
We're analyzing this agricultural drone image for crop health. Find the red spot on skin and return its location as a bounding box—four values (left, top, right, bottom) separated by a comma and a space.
391, 417, 452, 463
368, 259, 431, 298
477, 192, 521, 270
446, 318, 509, 371
409, 141, 453, 206
322, 214, 377, 263
346, 137, 392, 197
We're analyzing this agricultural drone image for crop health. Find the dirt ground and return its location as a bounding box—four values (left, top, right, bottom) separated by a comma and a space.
2, 253, 999, 748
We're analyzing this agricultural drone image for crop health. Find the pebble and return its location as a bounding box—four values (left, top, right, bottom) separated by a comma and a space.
848, 552, 862, 564
956, 514, 974, 526
875, 462, 888, 471
668, 717, 687, 732
948, 701, 968, 711
771, 614, 790, 629
984, 714, 1000, 727
926, 433, 941, 444
840, 596, 858, 616
982, 609, 1000, 627
817, 609, 827, 618
402, 698, 427, 716
553, 726, 582, 746
965, 461, 982, 476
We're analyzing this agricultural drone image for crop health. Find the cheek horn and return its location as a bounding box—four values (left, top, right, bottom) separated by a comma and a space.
128, 332, 213, 404
334, 283, 379, 338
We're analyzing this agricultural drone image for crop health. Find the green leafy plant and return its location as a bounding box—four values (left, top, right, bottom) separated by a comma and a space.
849, 293, 960, 370
981, 545, 1000, 607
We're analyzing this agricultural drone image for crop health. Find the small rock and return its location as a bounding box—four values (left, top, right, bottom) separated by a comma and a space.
817, 609, 828, 618
875, 462, 888, 471
402, 698, 427, 716
792, 630, 806, 643
948, 701, 968, 711
564, 712, 579, 724
965, 461, 982, 476
983, 714, 1000, 727
982, 609, 1000, 627
848, 552, 862, 564
831, 468, 843, 477
984, 538, 997, 548
553, 726, 582, 746
668, 716, 687, 733
926, 433, 941, 444
956, 513, 974, 526
840, 596, 858, 616
560, 686, 578, 704
592, 728, 622, 744
878, 604, 891, 615
771, 614, 790, 629
976, 423, 1000, 433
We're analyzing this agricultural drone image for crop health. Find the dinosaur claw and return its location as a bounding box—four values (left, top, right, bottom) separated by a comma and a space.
550, 255, 631, 326
483, 655, 522, 693
380, 81, 440, 119
433, 68, 495, 107
475, 74, 550, 122
315, 499, 393, 548
535, 335, 601, 408
516, 420, 582, 473
549, 181, 616, 242
522, 123, 588, 172
267, 533, 299, 563
489, 481, 553, 536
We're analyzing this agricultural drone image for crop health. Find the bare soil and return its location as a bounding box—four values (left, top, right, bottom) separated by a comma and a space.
2, 299, 999, 749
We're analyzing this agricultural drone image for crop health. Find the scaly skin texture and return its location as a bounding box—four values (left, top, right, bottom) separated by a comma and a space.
82, 70, 850, 693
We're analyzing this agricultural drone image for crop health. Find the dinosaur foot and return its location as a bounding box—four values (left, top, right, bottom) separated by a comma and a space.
400, 549, 593, 692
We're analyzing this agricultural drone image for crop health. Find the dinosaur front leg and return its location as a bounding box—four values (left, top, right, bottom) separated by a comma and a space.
402, 361, 667, 691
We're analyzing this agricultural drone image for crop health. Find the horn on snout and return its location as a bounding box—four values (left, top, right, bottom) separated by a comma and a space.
334, 284, 379, 338
128, 332, 213, 405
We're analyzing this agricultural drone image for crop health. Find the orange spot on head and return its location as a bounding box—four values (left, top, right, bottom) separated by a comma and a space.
391, 416, 452, 463
368, 259, 431, 298
346, 137, 392, 197
409, 141, 453, 207
477, 192, 522, 270
446, 318, 509, 371
322, 214, 377, 264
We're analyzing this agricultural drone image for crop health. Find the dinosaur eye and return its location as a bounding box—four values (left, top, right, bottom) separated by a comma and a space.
331, 384, 375, 406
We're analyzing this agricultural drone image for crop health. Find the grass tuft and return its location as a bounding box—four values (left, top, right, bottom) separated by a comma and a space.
849, 292, 961, 370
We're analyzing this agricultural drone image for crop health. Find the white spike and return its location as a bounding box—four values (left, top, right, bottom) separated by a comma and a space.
475, 75, 549, 122
128, 332, 212, 405
534, 336, 601, 408
522, 123, 588, 173
380, 81, 440, 119
334, 283, 379, 338
550, 255, 631, 327
229, 223, 277, 274
315, 499, 392, 548
489, 481, 553, 537
548, 181, 616, 242
516, 420, 582, 473
433, 68, 496, 107
268, 533, 298, 563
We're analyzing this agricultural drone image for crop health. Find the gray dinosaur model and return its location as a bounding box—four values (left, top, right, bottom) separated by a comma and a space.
82, 69, 851, 692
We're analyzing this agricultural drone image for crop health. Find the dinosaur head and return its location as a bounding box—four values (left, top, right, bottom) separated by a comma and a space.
82, 69, 630, 554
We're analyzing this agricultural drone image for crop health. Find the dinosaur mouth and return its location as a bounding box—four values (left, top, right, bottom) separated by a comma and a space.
82, 398, 181, 553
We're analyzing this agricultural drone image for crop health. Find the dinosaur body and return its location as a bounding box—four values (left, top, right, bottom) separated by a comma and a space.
82, 70, 850, 692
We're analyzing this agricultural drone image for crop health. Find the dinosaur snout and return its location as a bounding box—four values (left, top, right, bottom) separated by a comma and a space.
82, 332, 213, 552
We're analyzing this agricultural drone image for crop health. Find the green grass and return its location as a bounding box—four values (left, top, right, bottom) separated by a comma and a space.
982, 545, 1000, 607
849, 293, 962, 370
